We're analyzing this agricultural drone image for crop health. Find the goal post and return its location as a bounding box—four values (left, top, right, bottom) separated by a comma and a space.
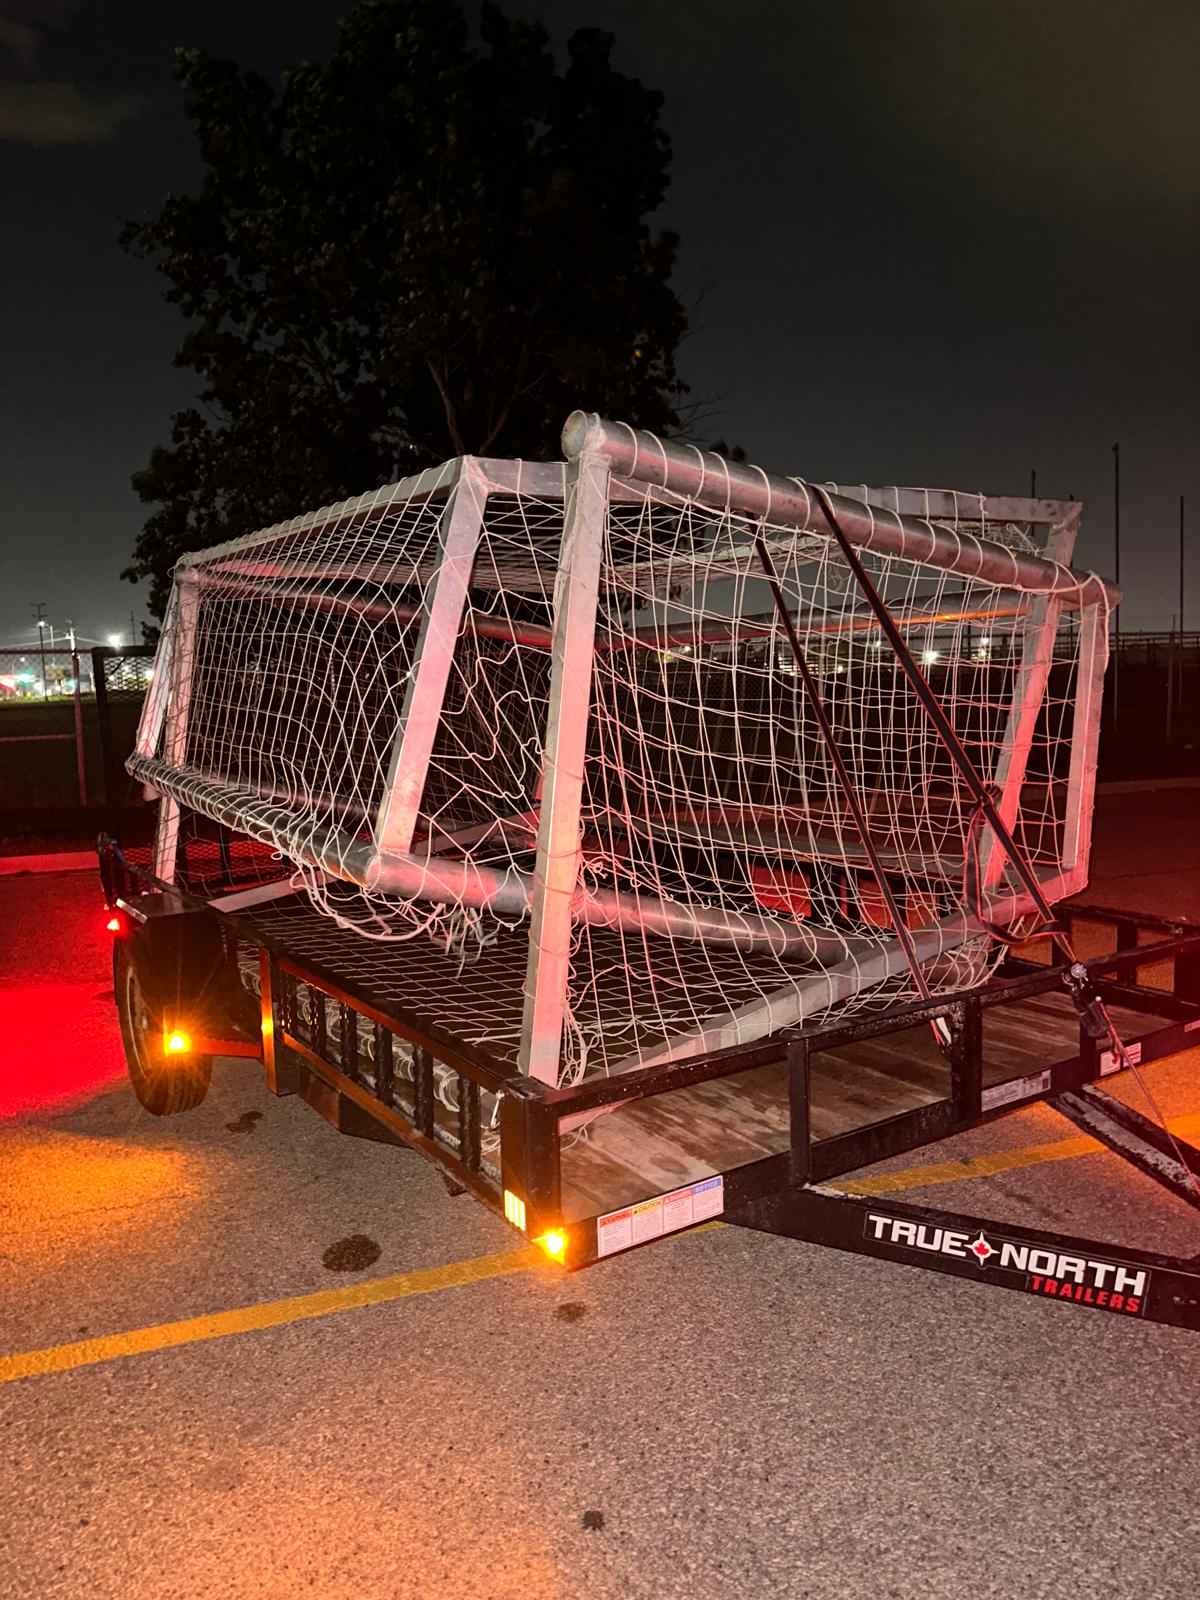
128, 413, 1116, 1087
518, 449, 610, 1085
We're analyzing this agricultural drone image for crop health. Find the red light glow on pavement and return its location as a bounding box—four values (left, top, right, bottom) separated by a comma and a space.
0, 981, 126, 1117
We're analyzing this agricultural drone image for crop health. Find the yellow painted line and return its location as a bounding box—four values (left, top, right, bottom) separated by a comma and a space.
838, 1110, 1200, 1197
0, 1244, 541, 1387
0, 1222, 729, 1387
5, 1110, 1197, 1385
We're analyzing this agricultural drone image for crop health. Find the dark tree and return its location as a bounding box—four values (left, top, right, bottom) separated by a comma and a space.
122, 0, 688, 615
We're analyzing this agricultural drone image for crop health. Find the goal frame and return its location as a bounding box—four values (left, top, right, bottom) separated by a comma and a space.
129, 413, 1116, 1085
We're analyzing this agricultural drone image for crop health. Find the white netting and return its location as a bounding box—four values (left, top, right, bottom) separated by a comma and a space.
562, 490, 1086, 1080
138, 449, 1105, 1089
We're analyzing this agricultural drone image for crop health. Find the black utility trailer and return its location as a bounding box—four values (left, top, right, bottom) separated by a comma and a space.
100, 833, 1200, 1329
100, 414, 1200, 1329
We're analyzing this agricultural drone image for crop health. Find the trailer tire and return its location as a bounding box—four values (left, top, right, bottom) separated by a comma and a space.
114, 941, 212, 1115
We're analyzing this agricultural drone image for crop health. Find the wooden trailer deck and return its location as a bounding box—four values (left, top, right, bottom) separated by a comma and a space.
558, 990, 1173, 1220
229, 896, 1179, 1226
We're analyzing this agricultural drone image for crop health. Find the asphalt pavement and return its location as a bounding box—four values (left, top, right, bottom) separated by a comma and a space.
2, 787, 1199, 1600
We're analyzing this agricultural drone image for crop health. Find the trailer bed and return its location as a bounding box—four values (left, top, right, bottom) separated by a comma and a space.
558, 989, 1174, 1220
236, 894, 821, 1075
225, 893, 1173, 1224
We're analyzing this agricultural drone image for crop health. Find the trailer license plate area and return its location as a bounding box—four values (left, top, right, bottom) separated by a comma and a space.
596, 1176, 724, 1257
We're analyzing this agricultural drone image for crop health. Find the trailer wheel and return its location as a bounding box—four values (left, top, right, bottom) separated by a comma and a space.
114, 941, 212, 1115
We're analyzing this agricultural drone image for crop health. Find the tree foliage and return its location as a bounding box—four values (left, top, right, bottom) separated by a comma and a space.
122, 0, 688, 615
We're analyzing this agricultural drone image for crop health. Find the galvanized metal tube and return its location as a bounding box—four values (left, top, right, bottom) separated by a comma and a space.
196, 570, 554, 649
127, 754, 379, 887
127, 754, 849, 963
561, 412, 1119, 609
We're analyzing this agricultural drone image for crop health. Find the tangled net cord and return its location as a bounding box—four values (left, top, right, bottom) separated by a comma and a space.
793, 480, 1199, 1202
562, 462, 1076, 1082
179, 433, 1172, 1161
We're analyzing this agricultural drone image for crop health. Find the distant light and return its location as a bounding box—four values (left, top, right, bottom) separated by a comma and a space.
107, 633, 122, 649
922, 650, 940, 665
869, 639, 883, 650
165, 1030, 191, 1055
979, 636, 991, 647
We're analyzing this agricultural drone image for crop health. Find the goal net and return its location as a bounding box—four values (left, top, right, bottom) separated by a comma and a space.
130, 415, 1113, 1089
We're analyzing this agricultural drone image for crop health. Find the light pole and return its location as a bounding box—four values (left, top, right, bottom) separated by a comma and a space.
1181, 495, 1186, 642
1112, 443, 1121, 726
36, 612, 48, 702
65, 618, 86, 804
1182, 495, 1188, 732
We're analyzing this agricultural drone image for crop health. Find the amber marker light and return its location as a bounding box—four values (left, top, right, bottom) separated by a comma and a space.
535, 1230, 568, 1263
164, 1030, 191, 1055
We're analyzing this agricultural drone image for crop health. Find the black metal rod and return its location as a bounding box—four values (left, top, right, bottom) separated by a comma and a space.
413, 1046, 435, 1137
310, 985, 327, 1060
949, 995, 983, 1120
804, 483, 1072, 962
459, 1077, 481, 1173
787, 1037, 812, 1188
374, 1023, 395, 1106
752, 533, 941, 1020
338, 1002, 356, 1080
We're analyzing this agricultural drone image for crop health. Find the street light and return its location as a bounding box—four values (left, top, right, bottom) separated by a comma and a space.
107, 633, 122, 649
36, 617, 49, 702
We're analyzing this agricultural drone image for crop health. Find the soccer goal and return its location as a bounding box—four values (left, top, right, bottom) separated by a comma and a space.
128, 413, 1114, 1090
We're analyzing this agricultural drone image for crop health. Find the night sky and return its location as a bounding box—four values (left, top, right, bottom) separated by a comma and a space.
1, 0, 1196, 649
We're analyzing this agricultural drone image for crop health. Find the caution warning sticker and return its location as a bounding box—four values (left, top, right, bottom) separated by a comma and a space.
596, 1175, 724, 1258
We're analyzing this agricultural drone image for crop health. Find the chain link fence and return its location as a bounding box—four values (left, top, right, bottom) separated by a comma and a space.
1103, 630, 1200, 771
0, 647, 91, 819
92, 646, 155, 812
0, 645, 155, 836
1, 630, 1196, 836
